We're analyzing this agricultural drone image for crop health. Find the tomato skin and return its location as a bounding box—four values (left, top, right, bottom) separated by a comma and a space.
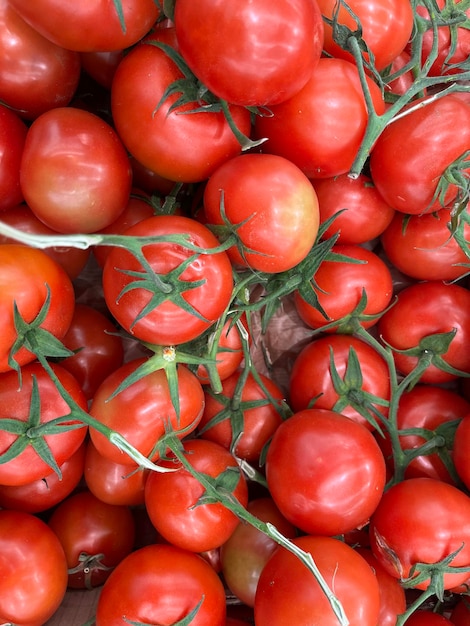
102, 215, 234, 346
453, 413, 470, 492
7, 0, 161, 51
451, 598, 470, 625
266, 408, 386, 536
96, 543, 227, 626
370, 94, 470, 214
377, 281, 470, 384
405, 611, 455, 625
0, 104, 27, 211
293, 243, 394, 332
174, 0, 324, 106
369, 477, 470, 590
111, 28, 252, 183
255, 535, 381, 625
20, 106, 132, 234
0, 509, 68, 626
203, 153, 319, 273
255, 57, 385, 179
80, 49, 124, 90
144, 438, 249, 553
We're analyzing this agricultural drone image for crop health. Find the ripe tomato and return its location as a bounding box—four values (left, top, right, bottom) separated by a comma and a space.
174, 0, 324, 106
20, 106, 132, 233
111, 27, 252, 183
293, 243, 394, 332
266, 408, 386, 536
0, 104, 27, 211
254, 57, 386, 179
377, 280, 470, 384
0, 244, 75, 373
451, 598, 470, 625
405, 611, 456, 625
80, 49, 124, 90
369, 477, 470, 590
144, 438, 249, 552
453, 413, 470, 491
96, 543, 227, 625
102, 215, 234, 346
0, 509, 68, 626
254, 535, 381, 625
7, 0, 161, 51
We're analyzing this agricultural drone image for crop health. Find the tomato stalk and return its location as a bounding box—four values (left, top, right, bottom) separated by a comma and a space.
67, 552, 113, 591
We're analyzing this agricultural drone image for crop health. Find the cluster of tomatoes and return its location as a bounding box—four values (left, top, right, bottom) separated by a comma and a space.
1, 0, 470, 625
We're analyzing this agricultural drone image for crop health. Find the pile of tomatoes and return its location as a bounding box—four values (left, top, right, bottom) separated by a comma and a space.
1, 0, 470, 624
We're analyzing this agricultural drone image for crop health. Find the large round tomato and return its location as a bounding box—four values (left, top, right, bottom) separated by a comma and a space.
102, 215, 234, 346
369, 477, 470, 590
405, 611, 455, 625
254, 57, 386, 179
0, 244, 75, 373
265, 408, 386, 536
0, 103, 27, 211
202, 153, 319, 273
0, 509, 68, 626
111, 27, 252, 183
20, 106, 132, 233
96, 543, 227, 626
174, 0, 324, 106
254, 535, 381, 625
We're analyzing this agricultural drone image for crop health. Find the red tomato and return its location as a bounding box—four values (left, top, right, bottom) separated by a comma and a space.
111, 27, 252, 183
451, 598, 470, 625
7, 0, 161, 51
197, 370, 285, 463
312, 172, 395, 245
254, 57, 386, 179
203, 153, 320, 273
404, 610, 456, 625
369, 477, 470, 590
254, 535, 381, 625
293, 243, 394, 332
89, 357, 205, 465
174, 0, 324, 106
80, 49, 124, 90
48, 490, 136, 589
377, 281, 470, 384
0, 0, 80, 119
289, 334, 390, 431
381, 207, 470, 281
20, 106, 132, 233
0, 104, 27, 211
370, 94, 470, 214
453, 413, 470, 491
220, 497, 297, 608
0, 509, 68, 626
144, 438, 249, 553
0, 244, 75, 373
102, 215, 234, 346
96, 543, 227, 625
266, 408, 386, 536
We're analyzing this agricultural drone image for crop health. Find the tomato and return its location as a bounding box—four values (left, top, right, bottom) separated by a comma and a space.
293, 243, 394, 332
220, 497, 297, 608
265, 408, 386, 536
102, 215, 234, 346
96, 543, 227, 625
20, 106, 132, 233
0, 0, 80, 120
312, 172, 395, 245
144, 438, 249, 553
0, 509, 68, 626
378, 384, 470, 484
203, 153, 320, 273
369, 94, 470, 214
381, 206, 470, 281
453, 413, 470, 491
174, 0, 324, 106
254, 535, 381, 625
89, 357, 205, 465
60, 303, 125, 400
316, 0, 413, 70
377, 280, 470, 384
111, 27, 252, 183
404, 610, 455, 625
369, 477, 470, 590
7, 0, 160, 52
80, 49, 124, 90
84, 439, 148, 507
289, 334, 390, 431
254, 57, 386, 179
0, 440, 85, 513
0, 244, 75, 373
197, 370, 285, 463
0, 104, 27, 211
451, 598, 470, 625
48, 490, 136, 589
